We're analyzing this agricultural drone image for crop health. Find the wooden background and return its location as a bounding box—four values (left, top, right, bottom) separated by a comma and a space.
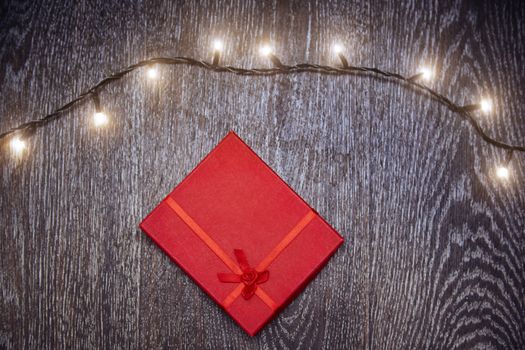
1, 0, 524, 349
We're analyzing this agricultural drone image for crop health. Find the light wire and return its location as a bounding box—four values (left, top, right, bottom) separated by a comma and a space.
0, 56, 524, 154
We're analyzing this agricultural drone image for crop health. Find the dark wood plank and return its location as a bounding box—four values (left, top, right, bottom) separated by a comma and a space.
0, 0, 523, 349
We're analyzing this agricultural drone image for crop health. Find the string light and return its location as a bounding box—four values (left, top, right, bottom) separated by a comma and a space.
259, 45, 273, 57
10, 136, 26, 154
213, 39, 223, 52
495, 150, 513, 180
408, 66, 433, 81
0, 53, 523, 180
147, 65, 159, 79
93, 111, 108, 127
496, 166, 509, 179
333, 44, 343, 54
480, 99, 492, 113
460, 98, 493, 114
259, 44, 284, 67
212, 39, 223, 66
419, 67, 433, 81
91, 92, 108, 127
333, 43, 349, 68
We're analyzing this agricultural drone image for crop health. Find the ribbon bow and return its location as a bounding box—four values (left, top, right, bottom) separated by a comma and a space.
217, 249, 270, 300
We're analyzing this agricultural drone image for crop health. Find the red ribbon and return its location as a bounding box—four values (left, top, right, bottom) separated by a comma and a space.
217, 249, 269, 300
164, 196, 315, 309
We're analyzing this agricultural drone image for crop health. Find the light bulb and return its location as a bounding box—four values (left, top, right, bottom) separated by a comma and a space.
93, 111, 108, 127
259, 45, 273, 57
480, 99, 492, 113
213, 39, 223, 52
333, 44, 343, 54
496, 166, 509, 179
419, 67, 433, 80
10, 137, 26, 154
147, 66, 158, 79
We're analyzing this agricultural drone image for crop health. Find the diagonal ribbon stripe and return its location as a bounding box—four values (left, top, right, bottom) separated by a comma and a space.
164, 196, 315, 311
165, 197, 242, 275
256, 210, 315, 271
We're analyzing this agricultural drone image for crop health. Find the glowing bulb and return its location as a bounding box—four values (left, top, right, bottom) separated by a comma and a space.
333, 44, 343, 54
93, 112, 108, 127
480, 99, 492, 113
259, 45, 273, 57
10, 137, 26, 154
496, 166, 509, 179
147, 66, 158, 79
213, 40, 223, 52
419, 67, 433, 80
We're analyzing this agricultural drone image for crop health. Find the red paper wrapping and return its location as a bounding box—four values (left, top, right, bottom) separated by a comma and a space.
139, 131, 344, 335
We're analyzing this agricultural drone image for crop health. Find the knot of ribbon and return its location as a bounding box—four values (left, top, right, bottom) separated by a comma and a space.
217, 249, 269, 300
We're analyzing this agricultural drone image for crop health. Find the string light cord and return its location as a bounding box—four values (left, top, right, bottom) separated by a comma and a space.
1, 55, 524, 159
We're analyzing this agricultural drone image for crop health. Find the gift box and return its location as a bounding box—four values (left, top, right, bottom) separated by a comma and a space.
139, 131, 344, 336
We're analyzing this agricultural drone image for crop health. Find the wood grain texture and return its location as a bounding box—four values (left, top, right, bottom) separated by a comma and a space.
0, 0, 524, 349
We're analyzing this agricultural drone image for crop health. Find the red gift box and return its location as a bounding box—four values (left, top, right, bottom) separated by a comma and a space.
139, 131, 344, 336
